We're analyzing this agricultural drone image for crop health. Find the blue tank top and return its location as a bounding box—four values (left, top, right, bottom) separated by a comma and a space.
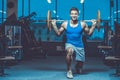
66, 21, 84, 48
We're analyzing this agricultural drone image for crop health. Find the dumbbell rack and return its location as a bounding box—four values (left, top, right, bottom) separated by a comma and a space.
5, 25, 22, 60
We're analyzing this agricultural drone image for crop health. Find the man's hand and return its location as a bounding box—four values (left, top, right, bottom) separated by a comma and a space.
51, 19, 57, 26
86, 19, 97, 35
91, 19, 97, 26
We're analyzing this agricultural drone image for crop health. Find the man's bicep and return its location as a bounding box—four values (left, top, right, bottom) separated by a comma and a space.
60, 22, 67, 31
59, 26, 65, 33
84, 26, 89, 32
81, 22, 89, 33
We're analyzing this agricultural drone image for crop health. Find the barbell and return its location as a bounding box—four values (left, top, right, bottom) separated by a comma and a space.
40, 10, 101, 31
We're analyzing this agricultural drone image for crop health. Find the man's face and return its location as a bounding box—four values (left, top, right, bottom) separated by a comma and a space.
70, 10, 79, 21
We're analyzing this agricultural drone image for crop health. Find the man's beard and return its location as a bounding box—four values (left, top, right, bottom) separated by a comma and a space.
71, 17, 78, 21
72, 18, 78, 22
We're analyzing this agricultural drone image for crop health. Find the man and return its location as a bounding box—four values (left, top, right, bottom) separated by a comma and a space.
51, 7, 97, 79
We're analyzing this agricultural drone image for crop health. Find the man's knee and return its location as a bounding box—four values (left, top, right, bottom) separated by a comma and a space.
66, 47, 74, 55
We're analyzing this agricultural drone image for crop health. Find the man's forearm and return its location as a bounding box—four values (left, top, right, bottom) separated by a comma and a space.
88, 24, 96, 35
52, 24, 59, 35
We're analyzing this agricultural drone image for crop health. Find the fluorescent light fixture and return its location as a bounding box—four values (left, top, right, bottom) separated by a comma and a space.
114, 10, 120, 13
80, 0, 84, 3
53, 10, 56, 14
47, 0, 52, 4
0, 10, 6, 14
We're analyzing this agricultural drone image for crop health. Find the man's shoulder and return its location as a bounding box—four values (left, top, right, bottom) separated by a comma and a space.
80, 20, 85, 24
61, 21, 68, 29
80, 21, 86, 27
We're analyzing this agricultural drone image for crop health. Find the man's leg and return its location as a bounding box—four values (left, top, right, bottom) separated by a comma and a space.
66, 47, 74, 78
74, 48, 85, 74
66, 47, 73, 71
75, 61, 84, 74
76, 61, 83, 68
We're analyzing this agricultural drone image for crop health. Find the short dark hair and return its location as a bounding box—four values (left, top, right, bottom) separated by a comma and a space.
70, 7, 79, 14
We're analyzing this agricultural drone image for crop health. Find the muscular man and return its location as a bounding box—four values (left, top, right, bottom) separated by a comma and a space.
51, 7, 97, 79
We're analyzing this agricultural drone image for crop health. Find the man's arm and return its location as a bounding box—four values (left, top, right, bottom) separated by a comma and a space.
81, 20, 96, 35
51, 19, 66, 36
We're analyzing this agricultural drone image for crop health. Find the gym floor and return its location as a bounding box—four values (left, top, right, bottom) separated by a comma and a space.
0, 56, 119, 80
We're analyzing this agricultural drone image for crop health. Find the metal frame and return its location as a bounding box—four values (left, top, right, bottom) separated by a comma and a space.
5, 25, 22, 60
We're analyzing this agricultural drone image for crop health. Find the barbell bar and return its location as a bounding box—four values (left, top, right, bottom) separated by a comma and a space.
46, 10, 101, 31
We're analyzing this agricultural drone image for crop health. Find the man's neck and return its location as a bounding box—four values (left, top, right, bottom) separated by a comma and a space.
70, 20, 78, 27
71, 20, 78, 24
